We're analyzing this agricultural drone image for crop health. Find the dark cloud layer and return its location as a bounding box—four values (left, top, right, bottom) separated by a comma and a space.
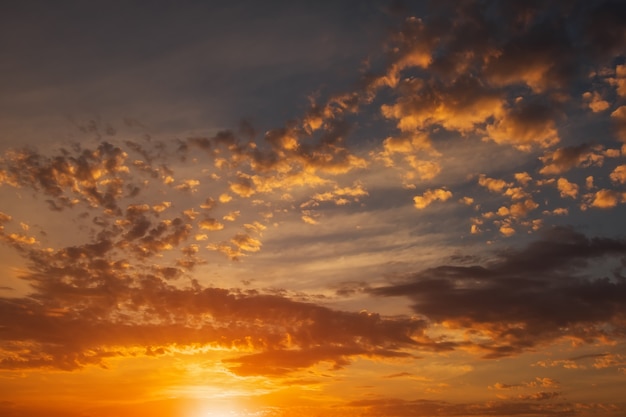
0, 286, 428, 372
370, 226, 626, 357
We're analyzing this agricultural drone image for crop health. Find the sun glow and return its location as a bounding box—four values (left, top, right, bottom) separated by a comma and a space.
183, 398, 251, 417
186, 406, 240, 417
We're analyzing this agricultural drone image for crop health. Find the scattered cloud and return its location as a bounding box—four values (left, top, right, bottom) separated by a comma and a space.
413, 188, 452, 209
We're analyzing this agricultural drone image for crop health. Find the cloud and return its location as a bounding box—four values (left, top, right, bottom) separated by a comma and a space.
381, 75, 505, 134
198, 218, 225, 231
610, 165, 626, 184
612, 106, 626, 142
590, 189, 626, 208
478, 174, 510, 193
556, 177, 579, 199
517, 391, 561, 401
302, 183, 368, 208
498, 199, 539, 219
0, 142, 131, 213
608, 64, 626, 97
539, 144, 606, 175
481, 18, 573, 92
369, 226, 626, 357
0, 284, 431, 373
534, 352, 626, 373
413, 188, 452, 209
484, 99, 560, 150
583, 91, 610, 112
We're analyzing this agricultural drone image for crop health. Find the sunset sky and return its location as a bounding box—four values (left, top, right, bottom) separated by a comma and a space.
1, 1, 626, 416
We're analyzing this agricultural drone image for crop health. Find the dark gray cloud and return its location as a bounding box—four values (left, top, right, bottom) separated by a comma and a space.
370, 226, 626, 357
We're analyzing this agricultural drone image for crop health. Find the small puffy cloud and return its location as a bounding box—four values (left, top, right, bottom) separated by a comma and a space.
582, 91, 610, 112
508, 199, 539, 218
590, 189, 626, 208
514, 172, 532, 186
504, 187, 529, 200
302, 215, 318, 225
223, 211, 240, 222
499, 223, 516, 236
478, 175, 510, 193
609, 165, 626, 183
543, 207, 568, 216
557, 178, 579, 199
152, 201, 171, 213
413, 188, 452, 209
183, 208, 199, 220
229, 176, 256, 198
230, 233, 262, 253
218, 193, 232, 203
198, 218, 224, 231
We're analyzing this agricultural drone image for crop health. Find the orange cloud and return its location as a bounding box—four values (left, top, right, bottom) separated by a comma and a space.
478, 175, 510, 193
539, 144, 606, 175
582, 91, 610, 112
199, 218, 225, 231
610, 165, 626, 183
381, 76, 505, 134
611, 106, 626, 142
590, 189, 626, 208
608, 64, 626, 97
557, 178, 579, 199
485, 99, 559, 150
413, 188, 452, 209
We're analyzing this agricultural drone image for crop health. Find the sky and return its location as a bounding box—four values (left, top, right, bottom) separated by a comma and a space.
1, 1, 626, 416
